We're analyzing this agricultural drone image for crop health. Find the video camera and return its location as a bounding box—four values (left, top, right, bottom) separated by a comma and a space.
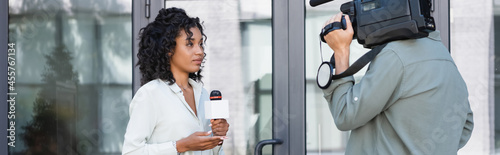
312, 0, 436, 48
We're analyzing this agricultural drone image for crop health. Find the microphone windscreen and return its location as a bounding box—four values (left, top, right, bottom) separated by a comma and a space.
210, 90, 222, 100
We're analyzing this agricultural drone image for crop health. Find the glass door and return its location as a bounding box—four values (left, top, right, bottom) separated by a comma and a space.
305, 0, 450, 154
305, 1, 368, 154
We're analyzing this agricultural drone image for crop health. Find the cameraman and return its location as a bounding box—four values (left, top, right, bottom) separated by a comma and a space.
322, 12, 473, 154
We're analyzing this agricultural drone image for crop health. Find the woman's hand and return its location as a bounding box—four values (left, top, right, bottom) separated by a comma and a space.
176, 131, 225, 153
210, 119, 229, 136
210, 119, 229, 145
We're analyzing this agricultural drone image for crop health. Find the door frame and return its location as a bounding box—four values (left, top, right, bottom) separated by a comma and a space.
1, 0, 8, 154
132, 0, 163, 93
272, 0, 306, 154
433, 0, 450, 50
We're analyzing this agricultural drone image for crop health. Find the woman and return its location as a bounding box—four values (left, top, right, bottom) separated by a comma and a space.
122, 8, 229, 155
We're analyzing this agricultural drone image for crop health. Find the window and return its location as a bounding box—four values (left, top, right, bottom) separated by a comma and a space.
8, 0, 132, 154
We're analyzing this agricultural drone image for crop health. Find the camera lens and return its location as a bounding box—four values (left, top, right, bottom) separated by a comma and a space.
340, 1, 353, 14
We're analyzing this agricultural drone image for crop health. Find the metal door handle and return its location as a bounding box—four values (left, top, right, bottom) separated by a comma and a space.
254, 139, 283, 155
145, 0, 150, 18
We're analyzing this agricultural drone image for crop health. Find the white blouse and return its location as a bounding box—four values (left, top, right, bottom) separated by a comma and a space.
122, 79, 223, 155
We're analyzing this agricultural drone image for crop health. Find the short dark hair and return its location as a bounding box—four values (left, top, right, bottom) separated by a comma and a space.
137, 7, 206, 86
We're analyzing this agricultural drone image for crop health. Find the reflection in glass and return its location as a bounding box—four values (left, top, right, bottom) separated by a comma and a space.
21, 45, 79, 154
8, 0, 132, 154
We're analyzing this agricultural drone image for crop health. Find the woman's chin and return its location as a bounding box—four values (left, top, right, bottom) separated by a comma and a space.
189, 68, 201, 73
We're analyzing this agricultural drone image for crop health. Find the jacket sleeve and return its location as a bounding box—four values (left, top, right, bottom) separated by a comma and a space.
322, 48, 404, 131
212, 145, 224, 155
122, 88, 178, 155
459, 105, 473, 149
207, 121, 224, 155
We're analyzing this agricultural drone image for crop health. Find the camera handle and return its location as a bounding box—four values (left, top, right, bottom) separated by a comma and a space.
320, 15, 347, 43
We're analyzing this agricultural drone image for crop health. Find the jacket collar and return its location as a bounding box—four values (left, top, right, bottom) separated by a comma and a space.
167, 78, 202, 92
163, 78, 203, 120
428, 30, 442, 41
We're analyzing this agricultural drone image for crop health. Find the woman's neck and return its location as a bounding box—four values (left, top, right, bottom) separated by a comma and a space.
173, 72, 190, 88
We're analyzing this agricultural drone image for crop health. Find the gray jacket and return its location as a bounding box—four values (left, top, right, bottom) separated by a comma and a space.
323, 31, 473, 155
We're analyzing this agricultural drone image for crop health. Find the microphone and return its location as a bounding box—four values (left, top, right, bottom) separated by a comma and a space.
205, 90, 229, 119
309, 0, 334, 7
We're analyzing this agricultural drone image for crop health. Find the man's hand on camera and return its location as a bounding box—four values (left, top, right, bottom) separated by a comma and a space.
324, 12, 354, 74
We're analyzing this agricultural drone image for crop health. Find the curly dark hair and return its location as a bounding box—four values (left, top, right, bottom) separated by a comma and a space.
137, 7, 206, 86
